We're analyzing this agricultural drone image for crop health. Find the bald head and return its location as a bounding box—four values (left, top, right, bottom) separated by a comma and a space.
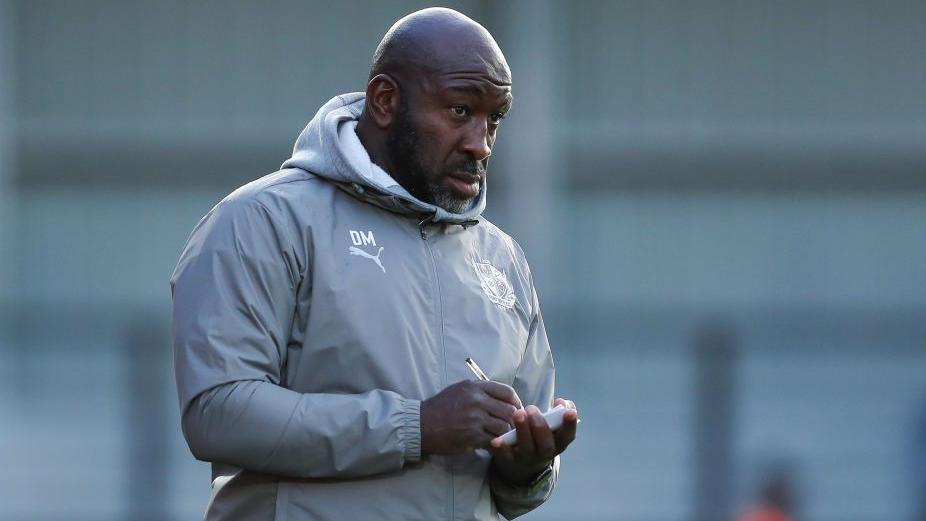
369, 8, 510, 86
356, 8, 514, 214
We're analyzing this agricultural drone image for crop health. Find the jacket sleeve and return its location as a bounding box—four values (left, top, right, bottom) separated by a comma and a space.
170, 197, 420, 479
490, 276, 560, 519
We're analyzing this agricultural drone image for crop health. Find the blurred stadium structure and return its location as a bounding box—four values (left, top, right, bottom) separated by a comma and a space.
1, 1, 925, 520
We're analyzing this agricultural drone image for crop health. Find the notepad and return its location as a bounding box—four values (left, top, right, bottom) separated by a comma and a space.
498, 405, 573, 446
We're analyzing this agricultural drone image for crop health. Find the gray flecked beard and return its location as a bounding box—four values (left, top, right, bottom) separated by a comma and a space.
428, 183, 478, 214
386, 96, 480, 215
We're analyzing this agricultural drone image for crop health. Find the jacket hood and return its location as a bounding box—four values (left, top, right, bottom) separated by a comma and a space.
281, 92, 486, 225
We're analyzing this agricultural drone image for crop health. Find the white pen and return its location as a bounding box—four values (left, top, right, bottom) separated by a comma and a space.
465, 357, 489, 381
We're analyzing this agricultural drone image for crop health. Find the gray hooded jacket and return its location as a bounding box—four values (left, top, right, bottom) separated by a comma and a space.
171, 93, 559, 520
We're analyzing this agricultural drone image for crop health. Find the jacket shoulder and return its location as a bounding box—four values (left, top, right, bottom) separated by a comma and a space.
222, 169, 329, 209
476, 218, 530, 268
177, 169, 327, 271
172, 170, 323, 289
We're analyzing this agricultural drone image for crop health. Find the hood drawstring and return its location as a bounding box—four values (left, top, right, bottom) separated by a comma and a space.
418, 214, 435, 240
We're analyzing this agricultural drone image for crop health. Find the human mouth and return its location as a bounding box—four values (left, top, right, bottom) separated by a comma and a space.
445, 171, 481, 199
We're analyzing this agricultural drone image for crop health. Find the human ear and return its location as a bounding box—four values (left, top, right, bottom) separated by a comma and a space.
365, 74, 399, 129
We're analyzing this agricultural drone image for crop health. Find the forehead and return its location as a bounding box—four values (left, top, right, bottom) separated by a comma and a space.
435, 72, 512, 103
417, 34, 512, 101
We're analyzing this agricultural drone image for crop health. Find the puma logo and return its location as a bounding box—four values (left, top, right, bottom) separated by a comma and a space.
349, 246, 385, 273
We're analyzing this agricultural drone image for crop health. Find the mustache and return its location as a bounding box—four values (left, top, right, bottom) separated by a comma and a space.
457, 159, 487, 178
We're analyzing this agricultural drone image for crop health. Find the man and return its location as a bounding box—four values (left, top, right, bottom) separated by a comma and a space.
171, 7, 578, 520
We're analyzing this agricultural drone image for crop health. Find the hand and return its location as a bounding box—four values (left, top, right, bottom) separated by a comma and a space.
420, 380, 523, 455
488, 398, 578, 485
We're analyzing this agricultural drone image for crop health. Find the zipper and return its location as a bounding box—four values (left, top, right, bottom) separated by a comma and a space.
418, 219, 454, 520
418, 220, 446, 386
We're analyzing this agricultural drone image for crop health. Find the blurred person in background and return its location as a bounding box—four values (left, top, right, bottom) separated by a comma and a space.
733, 469, 797, 521
170, 7, 578, 521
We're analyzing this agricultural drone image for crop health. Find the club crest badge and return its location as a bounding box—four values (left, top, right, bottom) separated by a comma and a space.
472, 258, 516, 310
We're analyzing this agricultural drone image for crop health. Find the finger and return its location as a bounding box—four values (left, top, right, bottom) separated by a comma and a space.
513, 407, 535, 453
527, 406, 556, 460
553, 408, 579, 452
483, 414, 513, 437
489, 437, 515, 463
553, 397, 577, 411
480, 381, 523, 409
484, 399, 518, 424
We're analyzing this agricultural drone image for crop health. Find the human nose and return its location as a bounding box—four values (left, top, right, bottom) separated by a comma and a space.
461, 118, 492, 161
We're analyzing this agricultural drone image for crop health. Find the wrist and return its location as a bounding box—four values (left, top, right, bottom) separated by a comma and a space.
492, 458, 553, 486
419, 398, 434, 455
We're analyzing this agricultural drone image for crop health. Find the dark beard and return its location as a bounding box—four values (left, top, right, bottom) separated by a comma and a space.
386, 97, 481, 214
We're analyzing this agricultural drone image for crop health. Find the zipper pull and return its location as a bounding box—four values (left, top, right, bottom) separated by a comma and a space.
418, 216, 431, 240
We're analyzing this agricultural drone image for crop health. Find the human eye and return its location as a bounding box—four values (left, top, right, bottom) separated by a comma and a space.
489, 112, 507, 125
450, 105, 469, 118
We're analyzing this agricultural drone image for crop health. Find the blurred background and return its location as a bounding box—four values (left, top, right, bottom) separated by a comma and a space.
1, 1, 925, 520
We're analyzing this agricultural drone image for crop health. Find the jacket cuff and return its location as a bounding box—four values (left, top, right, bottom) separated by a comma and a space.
490, 457, 558, 519
398, 397, 421, 463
